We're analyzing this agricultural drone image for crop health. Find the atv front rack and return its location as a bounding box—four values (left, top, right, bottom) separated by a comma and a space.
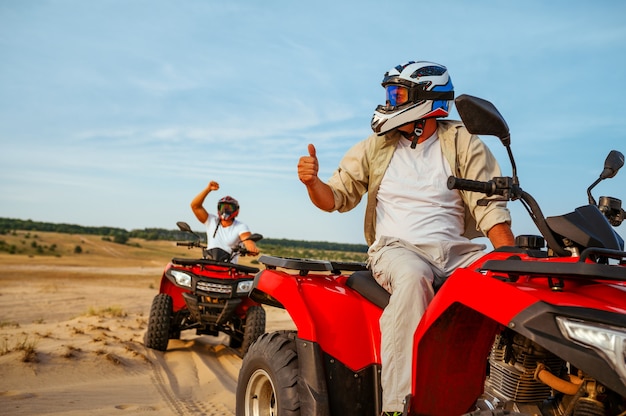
171, 257, 259, 274
481, 247, 626, 282
258, 255, 367, 276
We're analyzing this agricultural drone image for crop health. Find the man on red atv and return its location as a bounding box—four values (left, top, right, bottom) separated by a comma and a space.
191, 180, 259, 263
297, 61, 515, 415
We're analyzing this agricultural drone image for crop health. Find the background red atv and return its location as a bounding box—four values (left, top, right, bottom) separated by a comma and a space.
236, 95, 626, 415
144, 221, 265, 356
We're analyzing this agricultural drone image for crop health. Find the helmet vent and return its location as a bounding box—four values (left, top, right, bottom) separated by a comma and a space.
411, 65, 446, 79
395, 61, 415, 72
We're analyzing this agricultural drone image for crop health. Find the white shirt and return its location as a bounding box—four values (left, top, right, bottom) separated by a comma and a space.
375, 132, 467, 245
204, 214, 250, 261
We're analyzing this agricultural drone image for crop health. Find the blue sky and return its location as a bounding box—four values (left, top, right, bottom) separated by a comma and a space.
1, 1, 625, 246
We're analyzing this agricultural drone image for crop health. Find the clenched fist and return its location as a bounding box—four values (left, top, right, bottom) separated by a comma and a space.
207, 181, 220, 191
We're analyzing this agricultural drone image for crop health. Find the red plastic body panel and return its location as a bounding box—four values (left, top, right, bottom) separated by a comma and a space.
410, 265, 537, 414
254, 269, 384, 370
410, 252, 626, 415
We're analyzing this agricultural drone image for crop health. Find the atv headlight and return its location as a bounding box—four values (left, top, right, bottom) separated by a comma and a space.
170, 270, 192, 288
556, 317, 626, 385
236, 280, 254, 294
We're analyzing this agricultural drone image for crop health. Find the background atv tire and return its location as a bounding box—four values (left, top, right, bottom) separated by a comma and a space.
169, 309, 187, 340
240, 305, 266, 355
236, 330, 300, 416
229, 305, 266, 354
145, 293, 174, 351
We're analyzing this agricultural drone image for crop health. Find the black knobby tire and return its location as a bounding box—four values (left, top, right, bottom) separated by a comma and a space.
229, 322, 244, 350
236, 330, 300, 416
145, 293, 174, 351
169, 310, 186, 340
240, 305, 266, 355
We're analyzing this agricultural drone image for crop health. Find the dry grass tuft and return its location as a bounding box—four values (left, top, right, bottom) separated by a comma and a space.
88, 324, 111, 331
105, 353, 124, 366
86, 306, 127, 318
63, 345, 82, 359
22, 347, 39, 363
1, 335, 40, 362
0, 321, 20, 329
94, 348, 107, 356
1, 334, 38, 357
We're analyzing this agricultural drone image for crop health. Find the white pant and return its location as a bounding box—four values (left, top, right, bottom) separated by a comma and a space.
367, 236, 485, 411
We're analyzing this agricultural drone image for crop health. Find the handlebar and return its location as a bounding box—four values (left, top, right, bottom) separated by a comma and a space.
447, 175, 572, 257
176, 241, 205, 248
447, 177, 498, 196
176, 240, 258, 261
236, 247, 254, 257
176, 241, 254, 252
598, 196, 624, 227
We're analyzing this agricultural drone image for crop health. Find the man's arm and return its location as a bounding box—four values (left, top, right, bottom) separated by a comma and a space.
298, 144, 335, 211
191, 181, 219, 224
239, 231, 260, 256
487, 222, 515, 249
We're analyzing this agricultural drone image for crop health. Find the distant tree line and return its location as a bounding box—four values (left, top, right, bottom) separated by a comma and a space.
258, 238, 367, 253
0, 217, 368, 253
0, 218, 127, 236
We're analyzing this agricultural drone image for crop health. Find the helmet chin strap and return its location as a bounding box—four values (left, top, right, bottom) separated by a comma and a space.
400, 119, 426, 149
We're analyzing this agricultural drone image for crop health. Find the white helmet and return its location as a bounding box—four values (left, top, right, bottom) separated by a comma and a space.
371, 61, 454, 135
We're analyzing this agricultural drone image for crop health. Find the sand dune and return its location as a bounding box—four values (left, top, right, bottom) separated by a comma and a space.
0, 263, 295, 415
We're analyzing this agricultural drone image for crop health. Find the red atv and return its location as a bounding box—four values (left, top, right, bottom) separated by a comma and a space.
144, 221, 265, 356
236, 95, 626, 415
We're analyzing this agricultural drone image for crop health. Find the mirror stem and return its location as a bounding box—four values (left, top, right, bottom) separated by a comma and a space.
587, 178, 602, 205
506, 145, 519, 185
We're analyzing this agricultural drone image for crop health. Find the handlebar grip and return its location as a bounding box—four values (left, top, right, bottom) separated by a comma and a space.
447, 176, 496, 196
176, 242, 195, 247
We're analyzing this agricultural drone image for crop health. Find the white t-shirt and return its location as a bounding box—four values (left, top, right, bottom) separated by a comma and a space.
375, 132, 467, 245
204, 214, 250, 261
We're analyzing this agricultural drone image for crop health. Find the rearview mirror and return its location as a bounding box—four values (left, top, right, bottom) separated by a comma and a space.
245, 233, 263, 242
176, 221, 192, 232
455, 94, 511, 146
600, 150, 625, 179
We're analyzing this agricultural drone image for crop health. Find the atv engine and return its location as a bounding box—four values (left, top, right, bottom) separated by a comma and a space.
485, 331, 566, 404
480, 330, 625, 415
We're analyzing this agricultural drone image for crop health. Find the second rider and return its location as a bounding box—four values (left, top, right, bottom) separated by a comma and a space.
191, 180, 259, 263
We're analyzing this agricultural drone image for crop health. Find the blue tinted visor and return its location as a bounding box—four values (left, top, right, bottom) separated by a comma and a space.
385, 85, 409, 107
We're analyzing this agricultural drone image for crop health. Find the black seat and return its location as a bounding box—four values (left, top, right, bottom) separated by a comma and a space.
345, 270, 390, 309
346, 267, 452, 309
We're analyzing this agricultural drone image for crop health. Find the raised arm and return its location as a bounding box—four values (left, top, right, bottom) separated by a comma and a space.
239, 231, 260, 256
191, 181, 220, 224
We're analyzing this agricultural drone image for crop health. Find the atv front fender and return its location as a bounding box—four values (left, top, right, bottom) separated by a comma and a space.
159, 272, 191, 312
250, 269, 383, 371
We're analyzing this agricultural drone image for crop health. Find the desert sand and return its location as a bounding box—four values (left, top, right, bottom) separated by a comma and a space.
0, 256, 296, 415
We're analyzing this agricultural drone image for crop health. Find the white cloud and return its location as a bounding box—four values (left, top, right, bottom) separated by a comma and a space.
1, 0, 625, 244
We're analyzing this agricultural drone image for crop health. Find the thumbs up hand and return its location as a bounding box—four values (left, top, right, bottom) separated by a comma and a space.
297, 143, 319, 186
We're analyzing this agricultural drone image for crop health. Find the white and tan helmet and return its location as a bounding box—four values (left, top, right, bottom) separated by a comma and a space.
371, 61, 454, 135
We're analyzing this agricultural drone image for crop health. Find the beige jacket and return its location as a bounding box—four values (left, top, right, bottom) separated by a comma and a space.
326, 120, 512, 246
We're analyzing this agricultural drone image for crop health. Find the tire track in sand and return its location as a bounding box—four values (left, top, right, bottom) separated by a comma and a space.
146, 337, 240, 416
